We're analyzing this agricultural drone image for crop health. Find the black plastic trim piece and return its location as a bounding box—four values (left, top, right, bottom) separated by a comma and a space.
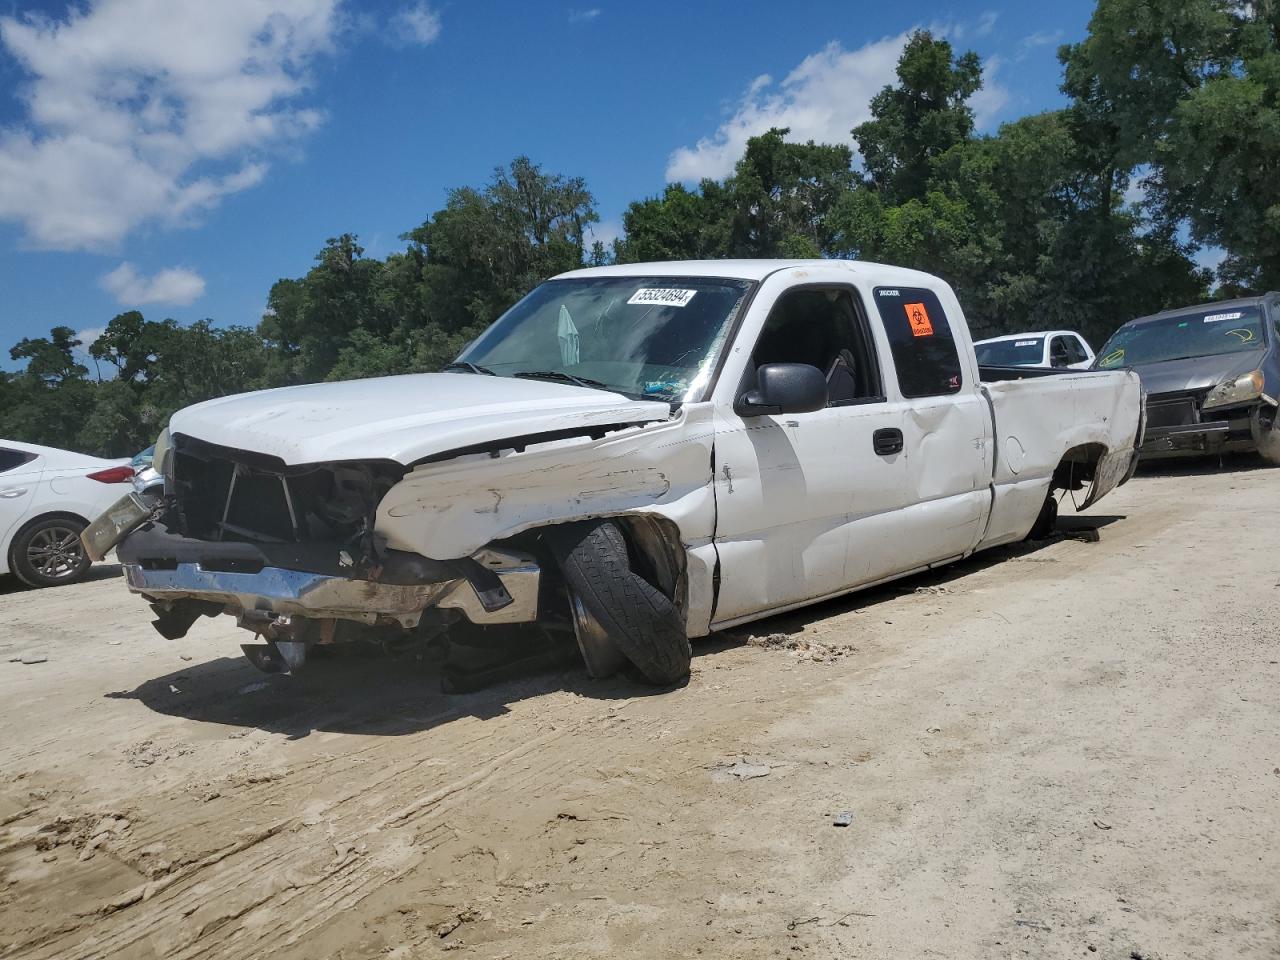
117, 524, 462, 585
408, 420, 660, 467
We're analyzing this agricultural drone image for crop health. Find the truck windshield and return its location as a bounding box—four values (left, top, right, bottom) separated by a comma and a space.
1096, 306, 1267, 369
975, 338, 1044, 366
455, 276, 753, 402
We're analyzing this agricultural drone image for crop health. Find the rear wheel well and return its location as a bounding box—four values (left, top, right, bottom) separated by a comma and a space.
1051, 443, 1107, 492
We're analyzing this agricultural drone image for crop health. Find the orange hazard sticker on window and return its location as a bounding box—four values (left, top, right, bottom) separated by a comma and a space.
905, 302, 934, 337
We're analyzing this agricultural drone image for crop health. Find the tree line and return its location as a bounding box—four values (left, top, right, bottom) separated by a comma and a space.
3, 0, 1275, 457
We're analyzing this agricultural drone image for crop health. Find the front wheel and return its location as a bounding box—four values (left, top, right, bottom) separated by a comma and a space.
10, 516, 92, 588
543, 520, 691, 686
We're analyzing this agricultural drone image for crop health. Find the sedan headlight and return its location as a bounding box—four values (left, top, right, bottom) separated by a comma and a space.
152, 427, 172, 476
1203, 370, 1264, 409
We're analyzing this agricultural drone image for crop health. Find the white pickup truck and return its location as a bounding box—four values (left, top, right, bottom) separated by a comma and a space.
91, 260, 1143, 686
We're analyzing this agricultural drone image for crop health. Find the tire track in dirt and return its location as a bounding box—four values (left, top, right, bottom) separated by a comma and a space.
14, 708, 667, 960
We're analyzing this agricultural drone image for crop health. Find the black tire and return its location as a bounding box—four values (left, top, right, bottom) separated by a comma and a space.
543, 520, 691, 685
10, 515, 92, 588
1027, 492, 1058, 540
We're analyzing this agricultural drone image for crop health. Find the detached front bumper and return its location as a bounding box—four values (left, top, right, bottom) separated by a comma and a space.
116, 525, 540, 632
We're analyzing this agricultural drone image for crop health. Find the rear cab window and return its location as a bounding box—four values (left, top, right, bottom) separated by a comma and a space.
871, 286, 964, 398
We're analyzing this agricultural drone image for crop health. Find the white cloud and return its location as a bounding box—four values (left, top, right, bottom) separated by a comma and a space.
949, 11, 998, 41
72, 325, 105, 367
666, 35, 907, 183
969, 54, 1010, 129
392, 2, 441, 45
0, 0, 340, 251
568, 8, 601, 23
665, 31, 1010, 183
1017, 29, 1063, 60
584, 217, 621, 251
100, 262, 206, 306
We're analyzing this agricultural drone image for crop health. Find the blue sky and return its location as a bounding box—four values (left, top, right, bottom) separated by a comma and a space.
0, 0, 1098, 368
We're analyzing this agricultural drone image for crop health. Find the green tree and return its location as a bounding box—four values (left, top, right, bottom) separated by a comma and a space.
615, 182, 732, 263
260, 234, 392, 384
88, 311, 179, 384
725, 129, 854, 256
405, 156, 599, 328
1062, 0, 1280, 289
617, 129, 852, 262
853, 30, 983, 204
1, 327, 95, 451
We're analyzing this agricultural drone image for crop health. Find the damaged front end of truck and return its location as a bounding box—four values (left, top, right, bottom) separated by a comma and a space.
113, 434, 543, 675
85, 271, 761, 686
86, 379, 713, 689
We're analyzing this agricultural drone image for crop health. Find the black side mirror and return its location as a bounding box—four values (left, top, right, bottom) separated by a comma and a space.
735, 362, 828, 417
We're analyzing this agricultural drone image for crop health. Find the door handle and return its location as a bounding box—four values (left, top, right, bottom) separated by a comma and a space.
872, 428, 904, 456
0, 487, 27, 498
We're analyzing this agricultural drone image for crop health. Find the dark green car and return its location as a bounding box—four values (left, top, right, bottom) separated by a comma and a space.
1095, 294, 1280, 463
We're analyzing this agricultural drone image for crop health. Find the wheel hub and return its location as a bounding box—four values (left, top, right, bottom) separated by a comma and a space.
27, 526, 85, 580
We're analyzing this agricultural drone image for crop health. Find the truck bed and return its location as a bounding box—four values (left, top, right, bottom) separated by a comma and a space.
977, 368, 1144, 547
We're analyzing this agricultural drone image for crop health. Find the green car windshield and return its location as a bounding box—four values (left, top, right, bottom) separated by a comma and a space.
1096, 306, 1267, 369
456, 277, 753, 402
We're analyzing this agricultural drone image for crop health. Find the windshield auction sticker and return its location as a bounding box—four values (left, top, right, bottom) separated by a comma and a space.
628, 288, 697, 308
1203, 311, 1243, 323
905, 302, 934, 337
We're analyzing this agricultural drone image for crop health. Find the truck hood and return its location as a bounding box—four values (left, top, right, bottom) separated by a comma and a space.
1128, 349, 1266, 397
168, 373, 673, 466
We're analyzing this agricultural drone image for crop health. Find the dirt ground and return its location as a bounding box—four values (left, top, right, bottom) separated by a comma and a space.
1, 458, 1277, 960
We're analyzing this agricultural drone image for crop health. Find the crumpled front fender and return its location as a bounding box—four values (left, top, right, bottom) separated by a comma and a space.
374, 406, 716, 562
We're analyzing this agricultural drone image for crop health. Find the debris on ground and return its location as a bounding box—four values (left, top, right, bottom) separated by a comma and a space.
914, 585, 953, 596
436, 906, 485, 938
711, 759, 772, 782
743, 633, 855, 663
35, 811, 132, 861
833, 811, 853, 827
10, 652, 50, 664
125, 739, 193, 769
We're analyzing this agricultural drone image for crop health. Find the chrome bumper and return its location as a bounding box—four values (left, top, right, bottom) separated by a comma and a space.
122, 547, 540, 629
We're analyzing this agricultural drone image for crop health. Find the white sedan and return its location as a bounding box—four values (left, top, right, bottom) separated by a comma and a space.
974, 330, 1096, 370
0, 440, 136, 588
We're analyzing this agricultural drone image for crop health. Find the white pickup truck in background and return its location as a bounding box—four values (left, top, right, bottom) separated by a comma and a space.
91, 260, 1144, 687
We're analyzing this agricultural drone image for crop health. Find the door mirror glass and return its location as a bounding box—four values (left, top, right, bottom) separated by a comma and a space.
735, 363, 828, 416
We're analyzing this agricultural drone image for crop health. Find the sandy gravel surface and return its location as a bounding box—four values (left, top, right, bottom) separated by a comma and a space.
1, 458, 1277, 959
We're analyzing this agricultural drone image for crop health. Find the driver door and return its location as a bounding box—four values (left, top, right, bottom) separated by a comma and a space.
710, 282, 907, 625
